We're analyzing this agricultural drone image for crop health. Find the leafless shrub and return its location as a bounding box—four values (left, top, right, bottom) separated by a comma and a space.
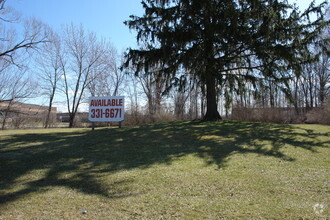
304, 99, 330, 125
122, 109, 176, 127
231, 107, 303, 124
322, 99, 330, 124
11, 115, 27, 128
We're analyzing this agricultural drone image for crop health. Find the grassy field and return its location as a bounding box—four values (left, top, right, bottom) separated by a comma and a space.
0, 121, 329, 219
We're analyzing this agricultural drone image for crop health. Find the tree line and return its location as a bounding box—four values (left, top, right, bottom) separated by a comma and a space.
124, 0, 330, 122
0, 0, 329, 128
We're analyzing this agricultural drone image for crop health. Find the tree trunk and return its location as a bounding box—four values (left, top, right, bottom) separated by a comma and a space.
1, 101, 13, 130
203, 74, 222, 121
319, 81, 326, 106
69, 114, 75, 128
44, 108, 51, 128
44, 94, 55, 128
201, 85, 205, 117
1, 113, 7, 130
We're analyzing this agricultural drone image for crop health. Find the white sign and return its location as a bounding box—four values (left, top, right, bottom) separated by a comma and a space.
88, 96, 124, 122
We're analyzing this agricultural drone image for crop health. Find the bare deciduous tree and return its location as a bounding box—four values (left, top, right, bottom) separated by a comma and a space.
0, 0, 48, 66
0, 68, 36, 129
35, 27, 63, 128
87, 44, 124, 97
62, 24, 107, 127
315, 51, 330, 105
137, 68, 169, 120
0, 0, 48, 116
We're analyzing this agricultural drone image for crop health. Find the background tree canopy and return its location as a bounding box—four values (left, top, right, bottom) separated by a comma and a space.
124, 0, 329, 121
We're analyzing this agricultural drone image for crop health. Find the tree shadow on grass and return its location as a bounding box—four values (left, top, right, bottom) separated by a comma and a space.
0, 121, 329, 205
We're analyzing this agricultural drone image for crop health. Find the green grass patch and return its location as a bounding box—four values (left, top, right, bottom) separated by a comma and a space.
0, 121, 329, 219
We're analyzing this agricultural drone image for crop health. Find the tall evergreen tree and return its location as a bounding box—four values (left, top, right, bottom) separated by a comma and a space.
124, 0, 329, 121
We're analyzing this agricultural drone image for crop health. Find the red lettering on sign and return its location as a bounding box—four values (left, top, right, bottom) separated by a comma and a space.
90, 98, 124, 107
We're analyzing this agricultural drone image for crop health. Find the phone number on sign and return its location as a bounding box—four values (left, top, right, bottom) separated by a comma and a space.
90, 108, 122, 119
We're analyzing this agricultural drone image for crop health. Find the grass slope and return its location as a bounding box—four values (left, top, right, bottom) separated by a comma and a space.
0, 121, 329, 219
